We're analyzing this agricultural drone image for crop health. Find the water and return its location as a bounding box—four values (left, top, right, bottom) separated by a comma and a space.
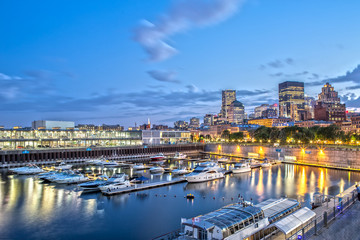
1, 162, 360, 240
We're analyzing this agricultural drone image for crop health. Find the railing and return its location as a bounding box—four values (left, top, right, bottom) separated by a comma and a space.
286, 190, 357, 240
152, 229, 181, 240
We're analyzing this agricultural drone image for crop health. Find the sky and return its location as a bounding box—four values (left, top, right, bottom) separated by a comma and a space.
1, 0, 360, 128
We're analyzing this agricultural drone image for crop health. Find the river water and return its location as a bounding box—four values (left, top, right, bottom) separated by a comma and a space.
1, 161, 360, 240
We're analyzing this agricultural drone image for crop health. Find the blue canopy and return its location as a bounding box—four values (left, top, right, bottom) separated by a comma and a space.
136, 176, 149, 181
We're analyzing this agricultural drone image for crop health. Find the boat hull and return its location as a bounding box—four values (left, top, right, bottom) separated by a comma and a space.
186, 173, 224, 183
232, 168, 251, 174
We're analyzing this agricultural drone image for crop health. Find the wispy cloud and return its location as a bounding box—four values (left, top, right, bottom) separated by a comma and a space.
147, 70, 180, 83
134, 0, 245, 62
306, 64, 360, 86
260, 58, 295, 69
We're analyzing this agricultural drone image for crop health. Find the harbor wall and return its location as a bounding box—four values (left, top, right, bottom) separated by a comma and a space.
205, 144, 360, 169
0, 144, 205, 167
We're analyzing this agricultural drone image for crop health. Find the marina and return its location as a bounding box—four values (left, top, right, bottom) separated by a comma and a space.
1, 156, 360, 240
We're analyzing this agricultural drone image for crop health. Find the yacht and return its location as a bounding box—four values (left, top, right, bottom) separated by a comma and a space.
149, 166, 165, 173
231, 162, 251, 174
78, 174, 109, 192
54, 174, 88, 184
54, 162, 72, 170
249, 159, 261, 168
172, 168, 190, 175
11, 165, 44, 175
173, 152, 187, 159
150, 153, 166, 163
217, 157, 229, 163
102, 160, 119, 167
99, 180, 131, 193
132, 163, 148, 170
261, 160, 272, 168
185, 162, 224, 183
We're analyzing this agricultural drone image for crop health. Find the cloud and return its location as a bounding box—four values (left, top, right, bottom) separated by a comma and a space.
306, 64, 360, 87
237, 89, 271, 97
134, 0, 245, 62
262, 58, 295, 69
147, 70, 180, 83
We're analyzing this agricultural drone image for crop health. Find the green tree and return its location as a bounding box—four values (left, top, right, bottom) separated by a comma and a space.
229, 132, 244, 141
221, 130, 231, 140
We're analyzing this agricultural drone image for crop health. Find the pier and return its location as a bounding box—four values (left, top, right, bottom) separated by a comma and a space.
102, 179, 187, 196
0, 144, 205, 168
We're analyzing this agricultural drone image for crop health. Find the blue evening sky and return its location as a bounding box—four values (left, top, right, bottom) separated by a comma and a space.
1, 0, 360, 127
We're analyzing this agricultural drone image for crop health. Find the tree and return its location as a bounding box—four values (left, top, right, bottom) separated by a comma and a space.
230, 132, 244, 141
221, 130, 231, 140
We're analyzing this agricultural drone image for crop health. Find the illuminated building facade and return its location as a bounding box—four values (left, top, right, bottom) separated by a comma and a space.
228, 100, 245, 124
203, 114, 214, 126
248, 118, 290, 128
221, 90, 236, 120
314, 83, 346, 122
278, 81, 305, 121
142, 130, 190, 145
32, 120, 75, 130
189, 117, 200, 129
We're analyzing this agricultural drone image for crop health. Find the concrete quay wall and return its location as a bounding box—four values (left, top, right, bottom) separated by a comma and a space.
205, 144, 360, 169
0, 144, 205, 167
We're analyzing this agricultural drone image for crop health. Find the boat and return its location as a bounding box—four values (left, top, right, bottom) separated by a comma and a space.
217, 157, 229, 163
185, 162, 224, 183
99, 180, 131, 193
102, 160, 119, 167
261, 159, 272, 168
186, 193, 195, 199
132, 163, 148, 170
54, 162, 72, 170
11, 165, 44, 175
172, 168, 190, 175
150, 153, 166, 163
78, 174, 108, 191
53, 173, 89, 184
230, 162, 251, 174
249, 159, 261, 168
173, 152, 187, 159
149, 166, 165, 173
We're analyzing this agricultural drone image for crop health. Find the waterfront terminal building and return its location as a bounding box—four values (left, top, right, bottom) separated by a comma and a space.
142, 130, 191, 145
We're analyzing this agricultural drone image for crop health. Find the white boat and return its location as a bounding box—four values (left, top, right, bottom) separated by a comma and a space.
150, 153, 166, 163
249, 159, 261, 168
102, 160, 119, 167
185, 162, 224, 183
261, 160, 272, 168
132, 163, 148, 170
54, 162, 72, 170
172, 168, 190, 175
149, 166, 165, 173
54, 174, 88, 184
12, 165, 44, 175
99, 180, 131, 192
173, 152, 187, 159
217, 157, 229, 163
231, 162, 251, 174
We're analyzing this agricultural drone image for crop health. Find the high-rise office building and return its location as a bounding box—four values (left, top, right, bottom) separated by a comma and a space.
189, 117, 200, 129
314, 83, 346, 122
221, 90, 236, 120
304, 96, 316, 119
228, 100, 245, 124
203, 114, 214, 126
278, 81, 305, 121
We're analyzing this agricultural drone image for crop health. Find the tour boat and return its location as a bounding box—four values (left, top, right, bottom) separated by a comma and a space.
149, 166, 165, 173
99, 180, 131, 193
230, 162, 251, 174
150, 153, 166, 163
172, 168, 190, 175
54, 162, 72, 170
185, 162, 224, 183
173, 152, 187, 159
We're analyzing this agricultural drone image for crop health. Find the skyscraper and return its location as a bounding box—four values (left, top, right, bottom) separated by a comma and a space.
221, 90, 236, 120
314, 83, 346, 122
228, 100, 245, 124
189, 117, 200, 128
203, 114, 214, 126
278, 81, 305, 121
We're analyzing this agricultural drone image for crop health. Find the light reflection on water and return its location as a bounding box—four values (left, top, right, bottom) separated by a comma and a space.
1, 163, 360, 240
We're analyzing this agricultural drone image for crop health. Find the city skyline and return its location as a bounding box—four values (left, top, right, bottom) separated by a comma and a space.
1, 0, 360, 127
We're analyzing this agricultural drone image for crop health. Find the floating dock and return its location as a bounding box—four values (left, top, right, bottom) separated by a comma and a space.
102, 179, 187, 196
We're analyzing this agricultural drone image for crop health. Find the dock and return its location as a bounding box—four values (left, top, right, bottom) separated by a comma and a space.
102, 179, 187, 196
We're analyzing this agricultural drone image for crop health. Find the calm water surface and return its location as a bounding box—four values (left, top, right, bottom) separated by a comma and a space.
1, 161, 360, 240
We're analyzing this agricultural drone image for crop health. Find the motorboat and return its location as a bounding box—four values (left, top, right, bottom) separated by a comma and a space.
99, 180, 131, 193
78, 174, 108, 191
261, 160, 272, 168
54, 174, 89, 184
173, 152, 187, 159
149, 166, 165, 173
150, 153, 166, 163
185, 162, 224, 183
217, 157, 229, 163
11, 165, 44, 175
54, 162, 72, 170
102, 160, 119, 167
230, 162, 251, 174
172, 168, 190, 175
132, 163, 148, 170
249, 159, 261, 168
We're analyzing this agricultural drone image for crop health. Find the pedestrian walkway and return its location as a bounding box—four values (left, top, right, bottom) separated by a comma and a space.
311, 201, 360, 240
